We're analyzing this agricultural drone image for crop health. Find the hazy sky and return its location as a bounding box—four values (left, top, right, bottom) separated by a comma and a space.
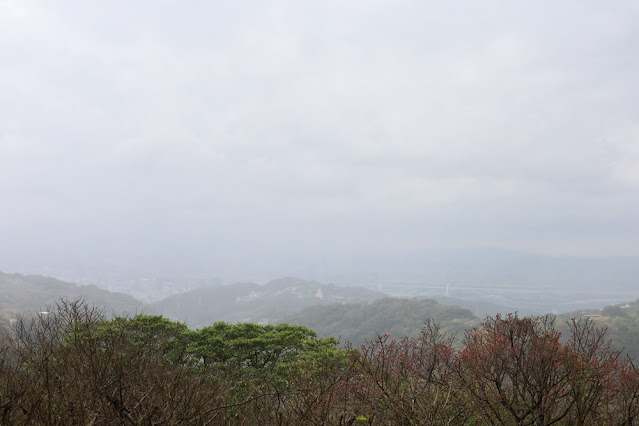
1, 1, 638, 278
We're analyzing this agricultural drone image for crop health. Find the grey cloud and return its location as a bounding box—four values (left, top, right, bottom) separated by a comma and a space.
1, 0, 638, 279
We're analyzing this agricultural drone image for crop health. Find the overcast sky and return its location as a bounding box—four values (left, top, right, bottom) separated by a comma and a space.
1, 1, 638, 279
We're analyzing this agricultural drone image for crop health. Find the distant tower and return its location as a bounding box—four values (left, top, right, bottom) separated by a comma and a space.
444, 283, 450, 297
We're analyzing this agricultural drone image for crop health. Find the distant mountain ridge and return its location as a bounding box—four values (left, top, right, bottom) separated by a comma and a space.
0, 271, 143, 319
293, 248, 639, 290
4, 270, 639, 364
147, 277, 386, 328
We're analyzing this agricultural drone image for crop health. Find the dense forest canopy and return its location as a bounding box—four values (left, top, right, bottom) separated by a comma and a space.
1, 298, 638, 425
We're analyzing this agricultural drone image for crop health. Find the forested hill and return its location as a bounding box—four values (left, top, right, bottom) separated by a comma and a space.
147, 277, 386, 328
282, 297, 479, 346
288, 296, 639, 361
0, 271, 142, 319
555, 299, 639, 360
3, 300, 638, 424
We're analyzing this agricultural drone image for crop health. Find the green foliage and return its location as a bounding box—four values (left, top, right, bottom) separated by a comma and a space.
91, 314, 193, 365
283, 297, 478, 347
3, 298, 639, 424
188, 321, 339, 370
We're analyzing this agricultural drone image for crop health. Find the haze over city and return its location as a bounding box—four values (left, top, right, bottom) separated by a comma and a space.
1, 1, 638, 283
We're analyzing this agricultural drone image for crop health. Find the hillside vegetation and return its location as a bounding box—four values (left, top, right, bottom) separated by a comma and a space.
1, 299, 638, 425
283, 297, 478, 346
285, 297, 639, 362
148, 277, 386, 328
556, 299, 639, 360
4, 270, 639, 363
0, 272, 142, 320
